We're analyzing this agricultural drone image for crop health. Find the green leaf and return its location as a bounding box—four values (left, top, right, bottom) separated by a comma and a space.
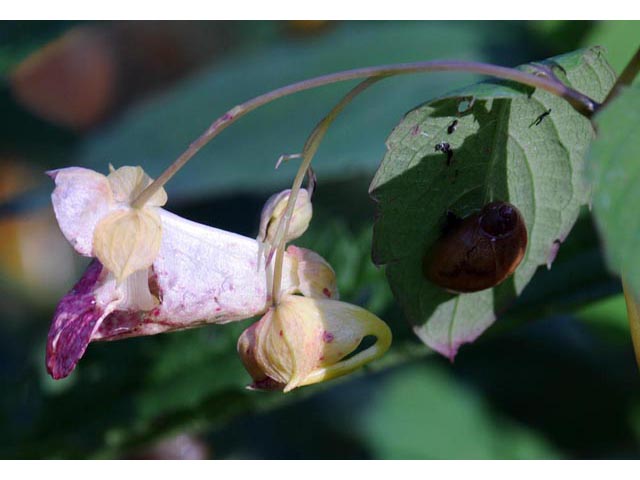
370, 47, 616, 359
72, 21, 532, 202
581, 21, 640, 74
486, 210, 621, 338
575, 294, 631, 344
357, 363, 560, 459
589, 84, 640, 296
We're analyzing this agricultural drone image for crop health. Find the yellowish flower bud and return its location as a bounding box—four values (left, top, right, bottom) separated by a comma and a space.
287, 245, 338, 300
237, 294, 391, 392
257, 189, 312, 246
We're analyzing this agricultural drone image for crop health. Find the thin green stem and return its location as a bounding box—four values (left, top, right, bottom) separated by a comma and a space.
270, 77, 383, 304
131, 59, 598, 209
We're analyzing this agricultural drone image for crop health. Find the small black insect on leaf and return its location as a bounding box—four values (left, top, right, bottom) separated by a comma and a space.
435, 141, 453, 165
447, 119, 458, 134
530, 108, 552, 127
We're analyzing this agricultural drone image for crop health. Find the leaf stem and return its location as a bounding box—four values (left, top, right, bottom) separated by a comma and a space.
131, 59, 598, 209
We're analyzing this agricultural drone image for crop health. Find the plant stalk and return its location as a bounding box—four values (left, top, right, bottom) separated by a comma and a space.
132, 59, 598, 209
270, 77, 383, 304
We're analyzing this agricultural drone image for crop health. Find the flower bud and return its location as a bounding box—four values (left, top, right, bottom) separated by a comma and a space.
237, 294, 391, 392
287, 245, 338, 300
257, 189, 312, 246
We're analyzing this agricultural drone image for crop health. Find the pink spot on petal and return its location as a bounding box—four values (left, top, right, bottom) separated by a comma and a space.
322, 288, 331, 298
322, 331, 334, 343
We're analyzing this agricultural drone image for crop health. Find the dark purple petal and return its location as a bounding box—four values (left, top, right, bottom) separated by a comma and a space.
46, 260, 104, 379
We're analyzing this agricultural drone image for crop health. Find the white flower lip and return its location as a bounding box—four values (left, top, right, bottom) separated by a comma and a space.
48, 167, 116, 256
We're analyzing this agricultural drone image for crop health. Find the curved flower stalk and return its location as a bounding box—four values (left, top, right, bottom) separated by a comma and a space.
47, 166, 303, 379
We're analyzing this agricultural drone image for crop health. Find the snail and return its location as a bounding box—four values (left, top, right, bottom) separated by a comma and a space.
423, 201, 528, 293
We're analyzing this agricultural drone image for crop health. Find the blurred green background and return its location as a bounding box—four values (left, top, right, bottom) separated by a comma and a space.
1, 20, 639, 459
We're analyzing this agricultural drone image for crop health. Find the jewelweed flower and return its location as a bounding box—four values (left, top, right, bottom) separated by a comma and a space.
47, 166, 301, 378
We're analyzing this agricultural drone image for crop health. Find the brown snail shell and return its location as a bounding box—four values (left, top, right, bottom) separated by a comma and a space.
423, 201, 528, 293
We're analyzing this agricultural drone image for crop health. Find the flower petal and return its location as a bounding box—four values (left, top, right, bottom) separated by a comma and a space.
107, 165, 167, 206
75, 210, 304, 344
153, 209, 298, 324
287, 245, 338, 299
46, 261, 121, 379
93, 208, 162, 283
295, 297, 392, 389
254, 301, 322, 391
49, 167, 115, 256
